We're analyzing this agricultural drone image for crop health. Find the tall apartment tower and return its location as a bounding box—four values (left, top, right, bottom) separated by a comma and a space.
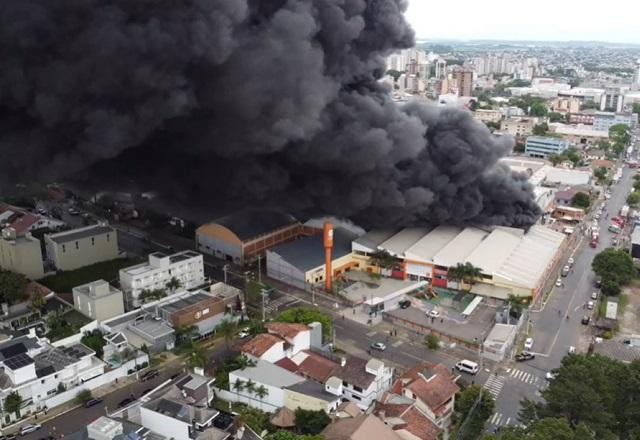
452, 69, 474, 97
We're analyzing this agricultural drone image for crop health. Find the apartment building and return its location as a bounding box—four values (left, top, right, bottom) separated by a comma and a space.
72, 279, 125, 322
501, 117, 540, 137
0, 228, 44, 279
524, 136, 569, 158
593, 111, 637, 132
45, 224, 118, 271
119, 251, 204, 308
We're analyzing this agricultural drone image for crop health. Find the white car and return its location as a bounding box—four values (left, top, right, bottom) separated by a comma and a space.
568, 346, 576, 354
237, 328, 250, 339
555, 278, 562, 287
19, 424, 42, 435
587, 301, 594, 310
427, 309, 440, 318
591, 291, 598, 300
545, 371, 557, 380
524, 337, 534, 350
567, 257, 574, 266
370, 342, 386, 351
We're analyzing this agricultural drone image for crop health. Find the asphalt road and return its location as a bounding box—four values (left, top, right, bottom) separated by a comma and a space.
18, 365, 182, 439
488, 152, 637, 429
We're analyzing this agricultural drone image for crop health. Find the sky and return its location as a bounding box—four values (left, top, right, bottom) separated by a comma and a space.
405, 0, 640, 44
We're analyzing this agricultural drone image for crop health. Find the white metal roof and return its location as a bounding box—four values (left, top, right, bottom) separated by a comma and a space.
353, 229, 400, 253
378, 228, 430, 257
493, 226, 566, 289
432, 227, 489, 268
404, 225, 463, 263
465, 227, 523, 274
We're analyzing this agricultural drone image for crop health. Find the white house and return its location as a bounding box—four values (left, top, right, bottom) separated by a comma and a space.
119, 251, 205, 308
328, 356, 394, 410
0, 333, 105, 421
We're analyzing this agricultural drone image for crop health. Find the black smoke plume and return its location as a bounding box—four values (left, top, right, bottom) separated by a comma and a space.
0, 0, 541, 227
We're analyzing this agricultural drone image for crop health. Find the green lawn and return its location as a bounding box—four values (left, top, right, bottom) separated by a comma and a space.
40, 257, 143, 292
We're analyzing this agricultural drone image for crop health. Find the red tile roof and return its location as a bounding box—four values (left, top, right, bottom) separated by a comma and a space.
275, 350, 338, 383
0, 203, 39, 236
392, 363, 459, 412
375, 399, 441, 440
265, 322, 309, 342
275, 357, 298, 373
239, 334, 283, 358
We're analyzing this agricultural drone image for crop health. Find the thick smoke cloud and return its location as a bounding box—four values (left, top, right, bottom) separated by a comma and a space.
0, 0, 541, 227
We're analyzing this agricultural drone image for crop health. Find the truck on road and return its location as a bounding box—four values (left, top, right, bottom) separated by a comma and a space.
590, 228, 600, 248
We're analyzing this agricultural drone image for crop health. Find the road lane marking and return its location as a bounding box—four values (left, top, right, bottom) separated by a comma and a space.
484, 375, 506, 398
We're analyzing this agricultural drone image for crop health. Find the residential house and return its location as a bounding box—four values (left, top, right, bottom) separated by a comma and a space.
119, 251, 205, 308
584, 149, 606, 161
0, 227, 44, 280
0, 333, 106, 421
73, 280, 125, 322
45, 224, 118, 271
283, 380, 341, 413
554, 189, 578, 206
321, 413, 403, 440
327, 355, 394, 410
102, 309, 175, 353
372, 363, 460, 440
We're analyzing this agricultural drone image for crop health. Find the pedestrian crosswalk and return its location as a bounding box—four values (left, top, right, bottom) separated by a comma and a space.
483, 374, 506, 398
264, 296, 299, 313
505, 367, 541, 385
489, 412, 512, 427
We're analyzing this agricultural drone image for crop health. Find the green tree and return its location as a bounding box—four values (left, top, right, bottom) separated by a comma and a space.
548, 154, 563, 167
81, 330, 106, 358
232, 378, 245, 401
609, 124, 631, 156
165, 276, 182, 293
532, 123, 549, 136
216, 318, 238, 350
564, 148, 581, 167
529, 101, 548, 117
447, 263, 465, 290
627, 191, 640, 208
592, 248, 634, 286
425, 334, 440, 350
236, 406, 271, 434
294, 408, 331, 435
3, 391, 22, 417
633, 103, 640, 115
29, 292, 47, 314
369, 249, 397, 270
453, 385, 495, 440
548, 112, 564, 123
0, 269, 29, 305
255, 385, 269, 408
571, 192, 591, 209
385, 69, 402, 81
277, 307, 331, 340
601, 279, 621, 297
594, 167, 608, 183
461, 262, 483, 290
75, 389, 93, 405
187, 342, 206, 369
175, 325, 198, 346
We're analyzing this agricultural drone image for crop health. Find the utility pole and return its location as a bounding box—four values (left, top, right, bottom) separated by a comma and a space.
261, 288, 266, 322
223, 264, 228, 285
257, 255, 262, 283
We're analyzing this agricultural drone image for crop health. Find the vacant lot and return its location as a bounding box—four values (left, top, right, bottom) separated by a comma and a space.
40, 257, 143, 292
618, 281, 640, 335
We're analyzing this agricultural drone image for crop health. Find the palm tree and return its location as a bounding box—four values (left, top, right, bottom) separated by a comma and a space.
447, 263, 465, 291
216, 319, 238, 350
175, 325, 198, 346
29, 293, 46, 315
232, 378, 244, 402
461, 262, 483, 292
369, 249, 397, 271
187, 342, 206, 369
4, 391, 22, 418
254, 385, 268, 410
244, 379, 256, 401
166, 276, 182, 293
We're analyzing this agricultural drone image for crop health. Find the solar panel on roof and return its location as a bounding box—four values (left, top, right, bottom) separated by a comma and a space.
4, 352, 34, 370
36, 365, 56, 378
0, 343, 27, 359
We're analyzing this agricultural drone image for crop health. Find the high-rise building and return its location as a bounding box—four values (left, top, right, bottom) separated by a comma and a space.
452, 69, 474, 97
435, 58, 447, 79
601, 86, 629, 112
635, 59, 640, 89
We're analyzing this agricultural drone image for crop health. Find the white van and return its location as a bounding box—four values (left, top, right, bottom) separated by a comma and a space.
455, 359, 479, 374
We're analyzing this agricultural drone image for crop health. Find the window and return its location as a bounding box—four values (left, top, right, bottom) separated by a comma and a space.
342, 380, 348, 387
107, 234, 110, 242
62, 244, 66, 253
75, 241, 79, 250
352, 395, 361, 401
91, 237, 95, 246
353, 385, 363, 393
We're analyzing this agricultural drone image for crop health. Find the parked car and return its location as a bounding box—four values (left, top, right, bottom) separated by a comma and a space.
84, 397, 103, 408
581, 316, 591, 325
19, 424, 42, 435
524, 337, 534, 350
370, 342, 386, 351
568, 346, 576, 354
567, 257, 574, 266
237, 328, 250, 339
555, 278, 562, 287
399, 300, 411, 309
118, 396, 135, 407
1, 434, 17, 440
545, 372, 557, 380
591, 291, 598, 300
515, 351, 535, 361
427, 309, 440, 318
455, 359, 479, 374
141, 369, 159, 381
587, 301, 594, 310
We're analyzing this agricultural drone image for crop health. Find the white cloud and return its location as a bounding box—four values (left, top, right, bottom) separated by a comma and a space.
404, 0, 640, 44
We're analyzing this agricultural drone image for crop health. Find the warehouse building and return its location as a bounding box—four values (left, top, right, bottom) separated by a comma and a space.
196, 209, 316, 265
266, 227, 359, 290
45, 224, 118, 271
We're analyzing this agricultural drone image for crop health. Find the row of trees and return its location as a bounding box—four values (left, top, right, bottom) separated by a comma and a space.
139, 276, 183, 303
447, 262, 483, 292
548, 148, 581, 168
627, 174, 640, 208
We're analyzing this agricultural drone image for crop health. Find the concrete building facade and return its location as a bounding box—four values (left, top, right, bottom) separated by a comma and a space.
524, 136, 569, 158
119, 251, 204, 308
45, 224, 118, 271
593, 111, 637, 132
73, 279, 125, 322
0, 228, 44, 279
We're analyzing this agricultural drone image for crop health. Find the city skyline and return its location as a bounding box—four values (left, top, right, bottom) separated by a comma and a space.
405, 0, 640, 45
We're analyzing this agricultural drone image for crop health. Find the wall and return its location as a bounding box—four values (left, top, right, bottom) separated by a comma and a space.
74, 291, 125, 322
227, 373, 284, 411
0, 235, 44, 280
51, 320, 99, 347
196, 224, 243, 264
266, 250, 307, 289
284, 389, 336, 413
141, 406, 190, 440
46, 230, 118, 271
